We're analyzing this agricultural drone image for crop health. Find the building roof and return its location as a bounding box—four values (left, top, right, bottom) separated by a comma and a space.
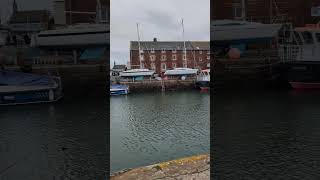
9, 10, 50, 24
130, 41, 209, 51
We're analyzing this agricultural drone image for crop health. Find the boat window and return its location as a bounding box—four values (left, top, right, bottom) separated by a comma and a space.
301, 31, 314, 44
293, 31, 303, 45
316, 33, 320, 43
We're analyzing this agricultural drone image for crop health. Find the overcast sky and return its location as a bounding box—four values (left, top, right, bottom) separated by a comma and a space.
111, 0, 210, 66
0, 0, 52, 22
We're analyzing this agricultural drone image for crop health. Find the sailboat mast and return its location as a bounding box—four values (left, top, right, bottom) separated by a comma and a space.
241, 0, 246, 21
136, 23, 143, 69
181, 18, 187, 68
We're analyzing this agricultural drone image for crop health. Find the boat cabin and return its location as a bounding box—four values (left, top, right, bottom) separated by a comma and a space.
164, 68, 198, 80
120, 69, 155, 82
290, 24, 320, 61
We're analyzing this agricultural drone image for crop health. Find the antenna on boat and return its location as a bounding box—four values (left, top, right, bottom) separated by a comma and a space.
181, 18, 187, 68
136, 23, 143, 69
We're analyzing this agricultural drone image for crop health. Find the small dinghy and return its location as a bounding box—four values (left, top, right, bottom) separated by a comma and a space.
110, 84, 129, 95
0, 71, 63, 105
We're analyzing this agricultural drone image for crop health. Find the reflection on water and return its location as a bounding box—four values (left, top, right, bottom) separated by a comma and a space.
213, 90, 320, 179
110, 91, 210, 173
0, 95, 108, 180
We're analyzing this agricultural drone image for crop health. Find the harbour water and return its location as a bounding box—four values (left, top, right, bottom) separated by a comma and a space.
213, 89, 320, 179
110, 91, 210, 173
0, 93, 108, 180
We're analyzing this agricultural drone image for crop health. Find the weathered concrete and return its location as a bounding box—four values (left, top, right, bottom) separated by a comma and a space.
120, 80, 197, 92
110, 154, 210, 180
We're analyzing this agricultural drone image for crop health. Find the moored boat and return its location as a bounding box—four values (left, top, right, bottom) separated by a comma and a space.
279, 24, 320, 89
0, 71, 63, 105
196, 69, 210, 90
110, 84, 129, 95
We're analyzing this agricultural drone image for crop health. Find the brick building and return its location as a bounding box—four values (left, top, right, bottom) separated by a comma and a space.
130, 39, 210, 74
54, 0, 109, 25
212, 0, 320, 26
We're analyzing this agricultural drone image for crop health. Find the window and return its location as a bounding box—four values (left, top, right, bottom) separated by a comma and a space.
183, 62, 187, 68
139, 49, 144, 53
301, 31, 314, 44
161, 55, 166, 61
151, 63, 156, 70
172, 63, 176, 68
207, 56, 210, 60
233, 3, 243, 19
151, 48, 155, 53
199, 57, 202, 62
311, 6, 320, 17
140, 55, 144, 61
161, 48, 166, 53
172, 54, 176, 60
150, 55, 155, 61
161, 63, 166, 70
316, 33, 320, 42
199, 51, 202, 54
172, 49, 177, 53
141, 63, 144, 68
183, 55, 186, 60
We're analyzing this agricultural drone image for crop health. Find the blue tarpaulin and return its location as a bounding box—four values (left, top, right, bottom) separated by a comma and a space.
0, 71, 54, 86
80, 47, 106, 60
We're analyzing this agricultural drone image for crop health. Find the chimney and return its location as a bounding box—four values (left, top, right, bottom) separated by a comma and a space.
153, 38, 157, 42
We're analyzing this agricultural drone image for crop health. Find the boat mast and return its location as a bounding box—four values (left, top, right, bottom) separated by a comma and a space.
241, 0, 246, 21
136, 23, 143, 69
181, 18, 187, 68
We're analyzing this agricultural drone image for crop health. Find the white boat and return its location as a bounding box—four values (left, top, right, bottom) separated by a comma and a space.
164, 68, 198, 76
211, 20, 282, 43
196, 69, 210, 90
120, 69, 155, 77
32, 23, 109, 47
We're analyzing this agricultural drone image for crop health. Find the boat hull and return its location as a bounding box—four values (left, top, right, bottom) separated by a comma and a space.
110, 85, 129, 95
290, 82, 320, 89
0, 87, 63, 105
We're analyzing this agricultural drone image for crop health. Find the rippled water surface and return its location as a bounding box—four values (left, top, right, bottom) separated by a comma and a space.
213, 90, 320, 179
0, 95, 108, 180
110, 91, 210, 173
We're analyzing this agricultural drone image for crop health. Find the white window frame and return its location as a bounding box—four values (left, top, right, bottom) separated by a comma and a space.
172, 49, 177, 53
150, 55, 155, 61
151, 48, 155, 53
161, 63, 166, 71
207, 55, 210, 60
172, 54, 176, 60
199, 57, 202, 62
161, 55, 166, 61
172, 63, 176, 68
233, 3, 243, 19
183, 62, 187, 68
199, 50, 202, 54
161, 48, 166, 53
151, 63, 156, 70
141, 63, 144, 68
183, 55, 186, 60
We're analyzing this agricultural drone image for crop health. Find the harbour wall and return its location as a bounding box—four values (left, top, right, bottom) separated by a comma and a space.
120, 79, 198, 92
110, 154, 210, 180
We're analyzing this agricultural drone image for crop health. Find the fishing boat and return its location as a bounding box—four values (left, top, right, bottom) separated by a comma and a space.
196, 69, 210, 90
110, 84, 129, 95
0, 71, 63, 105
279, 24, 320, 89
